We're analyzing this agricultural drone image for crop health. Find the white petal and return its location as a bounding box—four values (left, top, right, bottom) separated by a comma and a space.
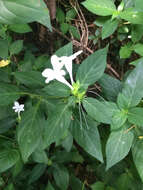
69, 50, 83, 60
51, 55, 64, 70
59, 69, 66, 76
42, 69, 54, 78
14, 101, 19, 107
55, 74, 73, 89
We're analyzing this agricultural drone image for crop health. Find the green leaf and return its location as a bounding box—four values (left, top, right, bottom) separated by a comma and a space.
131, 25, 143, 43
14, 71, 45, 88
0, 39, 8, 59
134, 0, 143, 11
45, 182, 55, 190
56, 8, 65, 23
115, 173, 132, 190
128, 107, 143, 126
60, 23, 69, 34
0, 116, 15, 134
0, 0, 51, 30
106, 124, 134, 170
91, 181, 105, 190
120, 9, 143, 24
42, 81, 71, 97
120, 45, 132, 58
53, 165, 69, 190
69, 26, 80, 40
28, 164, 47, 184
117, 61, 143, 108
66, 8, 77, 22
43, 101, 73, 147
111, 109, 128, 130
130, 57, 143, 66
55, 42, 73, 57
9, 40, 23, 55
133, 43, 143, 56
132, 139, 143, 182
102, 19, 118, 39
62, 132, 73, 152
17, 104, 42, 162
76, 47, 108, 89
83, 97, 118, 124
5, 183, 15, 190
32, 149, 48, 164
82, 0, 116, 16
0, 148, 19, 172
70, 117, 103, 162
99, 74, 122, 101
0, 83, 20, 106
8, 24, 32, 33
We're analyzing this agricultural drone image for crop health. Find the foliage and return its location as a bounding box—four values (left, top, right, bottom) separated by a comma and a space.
0, 0, 143, 189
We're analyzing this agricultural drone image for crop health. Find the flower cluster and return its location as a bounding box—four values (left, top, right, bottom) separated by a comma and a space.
42, 50, 83, 89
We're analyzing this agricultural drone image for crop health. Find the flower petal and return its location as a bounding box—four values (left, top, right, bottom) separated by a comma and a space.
14, 101, 19, 107
51, 55, 64, 70
42, 69, 54, 78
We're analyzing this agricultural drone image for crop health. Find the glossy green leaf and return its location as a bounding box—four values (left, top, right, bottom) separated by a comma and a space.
128, 107, 143, 126
0, 0, 51, 30
0, 148, 19, 172
14, 71, 45, 88
8, 24, 32, 33
18, 105, 42, 162
83, 97, 118, 124
70, 117, 103, 162
133, 43, 143, 56
117, 61, 143, 108
120, 9, 143, 24
76, 47, 108, 89
99, 74, 122, 101
53, 165, 69, 190
82, 0, 116, 16
111, 109, 128, 130
0, 83, 20, 106
43, 101, 72, 147
102, 19, 118, 39
106, 124, 134, 170
9, 40, 23, 55
132, 139, 143, 182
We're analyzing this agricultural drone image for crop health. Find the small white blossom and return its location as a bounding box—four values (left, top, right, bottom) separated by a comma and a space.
13, 101, 24, 114
42, 50, 83, 90
42, 54, 73, 89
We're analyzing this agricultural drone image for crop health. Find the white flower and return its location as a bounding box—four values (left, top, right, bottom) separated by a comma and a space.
13, 101, 24, 114
59, 50, 83, 84
42, 55, 73, 89
42, 50, 83, 90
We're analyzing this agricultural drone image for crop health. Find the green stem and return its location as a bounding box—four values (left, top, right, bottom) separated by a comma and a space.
0, 135, 15, 142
